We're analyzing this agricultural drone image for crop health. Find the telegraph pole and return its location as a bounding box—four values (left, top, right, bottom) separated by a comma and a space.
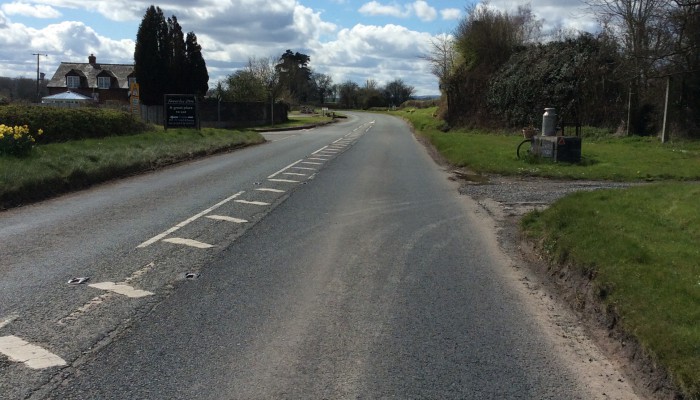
32, 53, 47, 103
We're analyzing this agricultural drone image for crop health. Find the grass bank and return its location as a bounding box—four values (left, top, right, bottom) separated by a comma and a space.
397, 107, 700, 398
395, 108, 700, 181
521, 184, 700, 398
0, 127, 264, 209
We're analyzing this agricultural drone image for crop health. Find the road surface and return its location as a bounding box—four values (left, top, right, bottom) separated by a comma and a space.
0, 112, 638, 399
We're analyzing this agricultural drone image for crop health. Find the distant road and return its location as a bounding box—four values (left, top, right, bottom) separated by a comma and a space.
0, 112, 629, 399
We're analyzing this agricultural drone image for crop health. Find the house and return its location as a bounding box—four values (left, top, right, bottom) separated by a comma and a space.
46, 54, 135, 106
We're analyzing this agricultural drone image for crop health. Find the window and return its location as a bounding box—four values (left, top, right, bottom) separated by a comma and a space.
66, 75, 80, 88
98, 76, 111, 89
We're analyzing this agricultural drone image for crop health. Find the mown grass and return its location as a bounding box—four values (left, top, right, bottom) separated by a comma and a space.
521, 184, 700, 398
0, 127, 264, 209
397, 107, 700, 398
395, 108, 700, 181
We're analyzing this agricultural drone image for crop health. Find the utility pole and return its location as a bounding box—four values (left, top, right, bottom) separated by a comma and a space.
33, 53, 48, 103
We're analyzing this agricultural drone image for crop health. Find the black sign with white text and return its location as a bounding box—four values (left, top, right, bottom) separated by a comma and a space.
164, 94, 199, 129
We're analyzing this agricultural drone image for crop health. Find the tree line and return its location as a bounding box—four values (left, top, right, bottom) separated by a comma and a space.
216, 49, 415, 109
425, 0, 700, 137
134, 5, 209, 105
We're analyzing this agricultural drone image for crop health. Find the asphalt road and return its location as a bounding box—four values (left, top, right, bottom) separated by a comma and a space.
2, 112, 610, 399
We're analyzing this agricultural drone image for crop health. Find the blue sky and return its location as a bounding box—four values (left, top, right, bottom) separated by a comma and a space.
0, 1, 596, 96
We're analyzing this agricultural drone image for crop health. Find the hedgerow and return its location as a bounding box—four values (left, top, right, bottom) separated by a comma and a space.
0, 105, 152, 143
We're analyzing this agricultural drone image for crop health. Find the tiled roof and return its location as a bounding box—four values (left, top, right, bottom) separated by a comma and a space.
47, 61, 134, 89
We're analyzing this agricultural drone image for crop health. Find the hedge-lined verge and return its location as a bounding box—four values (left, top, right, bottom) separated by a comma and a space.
0, 105, 152, 143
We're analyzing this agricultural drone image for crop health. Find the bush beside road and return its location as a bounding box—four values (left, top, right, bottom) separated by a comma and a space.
398, 107, 700, 399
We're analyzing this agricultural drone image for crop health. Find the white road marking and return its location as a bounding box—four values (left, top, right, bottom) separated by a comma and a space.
268, 178, 299, 183
268, 160, 303, 179
206, 215, 248, 223
301, 161, 322, 165
162, 238, 214, 249
88, 282, 154, 298
283, 172, 306, 176
312, 146, 329, 154
137, 191, 245, 248
308, 157, 327, 161
59, 263, 156, 325
292, 167, 315, 171
0, 313, 19, 330
235, 200, 270, 206
0, 335, 66, 369
255, 188, 286, 193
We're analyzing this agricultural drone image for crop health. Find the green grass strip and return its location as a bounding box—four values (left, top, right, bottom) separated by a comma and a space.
395, 107, 700, 181
521, 184, 700, 398
0, 128, 264, 208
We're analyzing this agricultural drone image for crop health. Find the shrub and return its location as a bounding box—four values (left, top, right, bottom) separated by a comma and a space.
0, 105, 152, 143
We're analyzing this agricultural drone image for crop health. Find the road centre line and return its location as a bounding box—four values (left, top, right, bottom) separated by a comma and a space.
206, 215, 248, 223
255, 188, 286, 193
235, 200, 270, 206
88, 282, 154, 298
162, 238, 214, 249
312, 146, 329, 155
137, 191, 245, 248
268, 178, 299, 183
0, 335, 67, 369
268, 159, 303, 179
0, 314, 19, 330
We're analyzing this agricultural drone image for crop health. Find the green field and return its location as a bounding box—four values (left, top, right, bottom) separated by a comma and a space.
397, 107, 700, 398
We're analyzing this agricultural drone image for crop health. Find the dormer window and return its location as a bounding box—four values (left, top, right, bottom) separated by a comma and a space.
98, 76, 111, 89
66, 75, 80, 88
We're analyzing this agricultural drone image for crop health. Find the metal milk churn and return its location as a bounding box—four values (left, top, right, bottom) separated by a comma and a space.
542, 107, 557, 136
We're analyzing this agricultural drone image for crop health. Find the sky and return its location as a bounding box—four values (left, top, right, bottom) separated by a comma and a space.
0, 0, 599, 96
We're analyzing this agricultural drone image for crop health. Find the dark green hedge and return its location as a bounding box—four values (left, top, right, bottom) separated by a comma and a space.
0, 105, 152, 143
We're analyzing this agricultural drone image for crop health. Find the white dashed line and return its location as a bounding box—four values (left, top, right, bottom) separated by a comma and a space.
268, 178, 300, 183
268, 160, 303, 179
235, 200, 270, 206
206, 215, 248, 223
137, 191, 245, 248
255, 188, 286, 193
0, 314, 19, 330
88, 282, 154, 298
162, 238, 214, 249
0, 336, 66, 369
312, 146, 329, 155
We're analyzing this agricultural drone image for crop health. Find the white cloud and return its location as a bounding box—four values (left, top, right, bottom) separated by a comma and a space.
358, 1, 409, 18
411, 1, 436, 22
1, 2, 62, 18
312, 23, 438, 95
440, 8, 461, 21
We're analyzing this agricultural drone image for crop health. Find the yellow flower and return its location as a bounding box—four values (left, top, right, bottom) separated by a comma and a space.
38, 129, 44, 135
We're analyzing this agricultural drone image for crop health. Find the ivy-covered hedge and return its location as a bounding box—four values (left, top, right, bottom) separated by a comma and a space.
487, 34, 625, 129
0, 105, 152, 143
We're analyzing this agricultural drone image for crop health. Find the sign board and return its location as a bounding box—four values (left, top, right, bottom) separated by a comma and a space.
164, 94, 199, 129
130, 82, 140, 117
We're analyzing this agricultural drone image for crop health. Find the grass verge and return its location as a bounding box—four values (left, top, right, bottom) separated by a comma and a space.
393, 108, 700, 181
0, 127, 264, 209
395, 106, 700, 398
521, 184, 700, 398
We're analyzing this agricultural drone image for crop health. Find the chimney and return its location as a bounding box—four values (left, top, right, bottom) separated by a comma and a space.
88, 54, 96, 65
